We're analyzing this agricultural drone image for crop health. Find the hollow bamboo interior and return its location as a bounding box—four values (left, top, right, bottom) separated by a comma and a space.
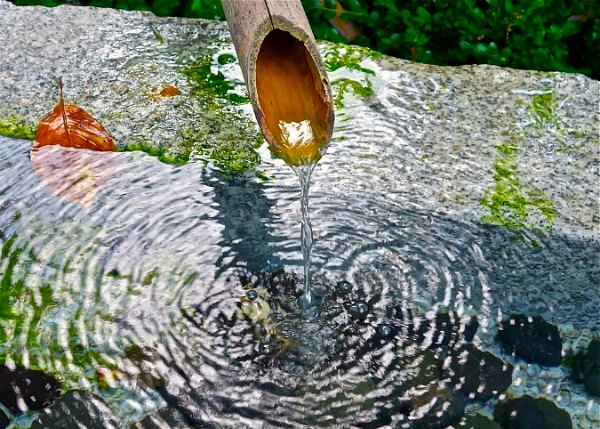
221, 0, 334, 166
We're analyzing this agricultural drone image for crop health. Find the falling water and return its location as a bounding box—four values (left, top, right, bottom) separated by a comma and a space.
294, 164, 317, 308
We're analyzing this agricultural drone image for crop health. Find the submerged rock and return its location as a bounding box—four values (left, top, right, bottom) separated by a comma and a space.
400, 383, 466, 429
576, 339, 600, 397
414, 311, 479, 350
442, 345, 513, 402
583, 340, 600, 396
0, 363, 61, 413
30, 390, 119, 429
450, 413, 502, 429
0, 411, 8, 429
493, 395, 572, 429
497, 314, 562, 367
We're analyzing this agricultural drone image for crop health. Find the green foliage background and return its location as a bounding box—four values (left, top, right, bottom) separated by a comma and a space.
9, 0, 599, 79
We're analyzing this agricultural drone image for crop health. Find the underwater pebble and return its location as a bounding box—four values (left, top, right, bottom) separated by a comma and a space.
245, 289, 258, 300
347, 301, 369, 320
497, 314, 562, 367
259, 343, 272, 354
401, 383, 466, 428
0, 411, 8, 429
335, 280, 353, 296
30, 390, 118, 429
443, 344, 514, 402
0, 364, 61, 413
583, 339, 600, 397
413, 311, 479, 351
450, 412, 502, 429
376, 323, 394, 340
493, 395, 572, 429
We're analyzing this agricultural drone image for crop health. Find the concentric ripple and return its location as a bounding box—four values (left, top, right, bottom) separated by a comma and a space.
0, 129, 597, 428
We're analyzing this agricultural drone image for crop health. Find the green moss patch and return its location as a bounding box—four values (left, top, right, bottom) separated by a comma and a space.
481, 142, 555, 231
0, 116, 36, 140
124, 50, 262, 174
124, 139, 191, 164
322, 45, 380, 109
180, 108, 262, 174
178, 51, 262, 173
323, 45, 381, 75
530, 93, 556, 122
331, 78, 374, 109
182, 53, 249, 105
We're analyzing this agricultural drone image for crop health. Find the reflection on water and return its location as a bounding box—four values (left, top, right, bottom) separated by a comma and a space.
0, 136, 598, 428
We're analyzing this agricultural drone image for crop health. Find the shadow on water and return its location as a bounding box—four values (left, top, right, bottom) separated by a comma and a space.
0, 137, 598, 428
202, 170, 282, 276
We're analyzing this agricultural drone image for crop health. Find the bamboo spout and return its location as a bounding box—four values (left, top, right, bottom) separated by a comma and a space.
221, 0, 334, 166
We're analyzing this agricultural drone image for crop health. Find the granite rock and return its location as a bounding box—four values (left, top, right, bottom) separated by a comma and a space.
0, 0, 598, 238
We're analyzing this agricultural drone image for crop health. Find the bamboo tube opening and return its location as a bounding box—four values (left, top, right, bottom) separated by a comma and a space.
255, 29, 331, 165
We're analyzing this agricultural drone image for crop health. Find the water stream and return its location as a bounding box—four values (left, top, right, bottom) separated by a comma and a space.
293, 164, 317, 309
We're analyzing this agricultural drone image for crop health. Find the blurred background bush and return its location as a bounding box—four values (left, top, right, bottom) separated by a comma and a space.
9, 0, 599, 79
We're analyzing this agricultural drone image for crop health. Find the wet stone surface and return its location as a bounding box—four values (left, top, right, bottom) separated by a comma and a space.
493, 395, 572, 429
0, 0, 598, 235
497, 314, 562, 367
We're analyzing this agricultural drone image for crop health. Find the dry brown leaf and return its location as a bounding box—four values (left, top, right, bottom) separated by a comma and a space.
34, 78, 116, 151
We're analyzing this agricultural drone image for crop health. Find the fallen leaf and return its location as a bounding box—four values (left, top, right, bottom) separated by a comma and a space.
34, 78, 116, 151
160, 85, 180, 97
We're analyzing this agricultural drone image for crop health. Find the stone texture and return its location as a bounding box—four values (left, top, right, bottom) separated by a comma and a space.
0, 0, 598, 236
497, 314, 562, 367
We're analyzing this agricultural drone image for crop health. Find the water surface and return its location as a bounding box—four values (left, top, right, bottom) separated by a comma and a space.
0, 132, 597, 428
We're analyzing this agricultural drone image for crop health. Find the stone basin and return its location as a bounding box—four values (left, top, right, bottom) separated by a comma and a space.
0, 1, 598, 428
